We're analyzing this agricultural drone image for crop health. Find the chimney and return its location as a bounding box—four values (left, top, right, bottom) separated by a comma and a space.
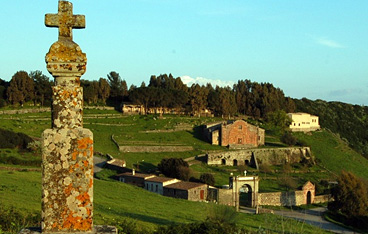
132, 169, 135, 175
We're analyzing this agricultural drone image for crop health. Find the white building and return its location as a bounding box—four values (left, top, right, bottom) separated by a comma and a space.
144, 177, 179, 195
287, 113, 320, 132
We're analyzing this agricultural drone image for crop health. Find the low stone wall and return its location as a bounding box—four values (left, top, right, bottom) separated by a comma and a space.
218, 189, 233, 206
119, 145, 194, 153
258, 191, 305, 206
0, 106, 114, 115
207, 147, 311, 166
0, 108, 50, 115
314, 194, 330, 204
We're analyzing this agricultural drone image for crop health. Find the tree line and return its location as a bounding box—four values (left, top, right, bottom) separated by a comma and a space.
0, 70, 296, 118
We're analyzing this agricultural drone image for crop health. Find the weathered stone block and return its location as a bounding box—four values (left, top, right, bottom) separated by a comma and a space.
42, 128, 93, 232
52, 85, 83, 129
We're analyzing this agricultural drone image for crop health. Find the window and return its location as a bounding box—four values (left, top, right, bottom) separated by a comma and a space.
238, 125, 242, 130
155, 185, 158, 192
238, 138, 242, 144
151, 184, 153, 191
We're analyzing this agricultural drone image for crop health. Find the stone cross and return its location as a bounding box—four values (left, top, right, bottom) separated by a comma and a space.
45, 1, 85, 40
42, 1, 93, 232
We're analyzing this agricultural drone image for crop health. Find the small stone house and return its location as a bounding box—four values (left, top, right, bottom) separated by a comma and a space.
105, 158, 127, 172
204, 120, 265, 148
287, 113, 320, 132
163, 181, 208, 201
117, 170, 156, 188
144, 177, 179, 195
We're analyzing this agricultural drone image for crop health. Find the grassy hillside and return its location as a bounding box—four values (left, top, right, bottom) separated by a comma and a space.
1, 108, 368, 232
294, 98, 368, 157
294, 130, 368, 179
0, 169, 329, 233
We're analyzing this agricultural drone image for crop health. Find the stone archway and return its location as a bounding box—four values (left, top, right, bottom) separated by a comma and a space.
221, 159, 226, 165
231, 176, 259, 210
239, 184, 252, 207
233, 159, 238, 166
307, 191, 312, 205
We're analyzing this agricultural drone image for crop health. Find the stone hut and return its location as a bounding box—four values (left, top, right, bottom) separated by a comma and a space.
163, 181, 208, 201
105, 158, 127, 172
204, 120, 265, 148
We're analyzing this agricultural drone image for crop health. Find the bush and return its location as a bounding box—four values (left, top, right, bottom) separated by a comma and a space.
199, 173, 215, 186
0, 205, 40, 234
0, 128, 34, 150
259, 163, 272, 174
280, 131, 297, 146
158, 158, 190, 180
279, 175, 297, 191
328, 171, 368, 218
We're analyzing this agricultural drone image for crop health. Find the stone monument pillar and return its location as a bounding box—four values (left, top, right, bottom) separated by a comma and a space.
19, 2, 117, 233
41, 1, 94, 232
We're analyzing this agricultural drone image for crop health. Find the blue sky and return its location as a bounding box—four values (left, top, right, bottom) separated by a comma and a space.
0, 0, 367, 105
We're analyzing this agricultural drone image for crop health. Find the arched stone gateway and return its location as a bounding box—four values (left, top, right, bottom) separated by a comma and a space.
230, 176, 259, 210
303, 181, 315, 204
307, 191, 312, 204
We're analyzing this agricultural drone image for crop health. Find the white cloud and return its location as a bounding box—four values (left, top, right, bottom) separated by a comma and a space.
309, 35, 345, 48
316, 37, 344, 48
307, 34, 345, 48
180, 75, 235, 87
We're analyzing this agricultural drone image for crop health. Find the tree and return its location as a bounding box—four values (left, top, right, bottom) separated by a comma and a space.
30, 70, 52, 106
98, 78, 110, 104
189, 84, 208, 116
6, 71, 34, 105
0, 78, 8, 107
329, 171, 368, 218
199, 173, 215, 186
81, 80, 99, 105
157, 158, 190, 180
266, 110, 292, 132
107, 71, 127, 103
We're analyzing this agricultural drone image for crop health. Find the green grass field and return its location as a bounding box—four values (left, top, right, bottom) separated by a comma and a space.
1, 108, 368, 233
0, 169, 330, 233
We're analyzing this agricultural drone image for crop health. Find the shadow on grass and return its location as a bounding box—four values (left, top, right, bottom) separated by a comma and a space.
187, 125, 207, 143
135, 161, 157, 173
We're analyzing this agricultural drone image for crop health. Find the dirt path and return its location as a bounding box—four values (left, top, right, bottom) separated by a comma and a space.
273, 207, 356, 234
240, 207, 356, 233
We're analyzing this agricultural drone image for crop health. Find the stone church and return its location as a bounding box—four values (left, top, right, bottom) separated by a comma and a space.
204, 120, 265, 148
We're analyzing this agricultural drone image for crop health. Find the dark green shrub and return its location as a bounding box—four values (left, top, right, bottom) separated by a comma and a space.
280, 131, 297, 146
158, 158, 190, 180
199, 173, 215, 186
0, 205, 40, 234
0, 128, 34, 150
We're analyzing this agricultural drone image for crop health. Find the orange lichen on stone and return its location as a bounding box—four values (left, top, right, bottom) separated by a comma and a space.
62, 211, 91, 231
77, 192, 90, 205
64, 184, 73, 195
77, 137, 93, 150
72, 151, 78, 160
89, 178, 93, 188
